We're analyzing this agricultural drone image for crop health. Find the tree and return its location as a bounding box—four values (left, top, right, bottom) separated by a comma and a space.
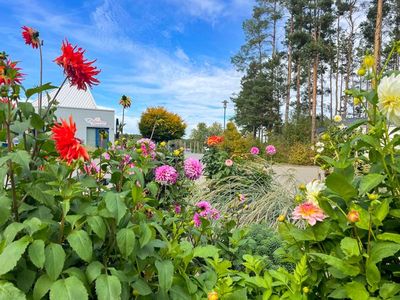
138, 107, 186, 142
190, 122, 209, 143
119, 95, 131, 135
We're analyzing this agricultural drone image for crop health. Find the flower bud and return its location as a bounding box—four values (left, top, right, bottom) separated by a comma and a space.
277, 215, 285, 222
321, 133, 330, 141
173, 149, 180, 156
208, 291, 218, 300
367, 193, 379, 201
160, 141, 166, 147
303, 287, 310, 294
299, 184, 306, 191
363, 55, 374, 68
295, 194, 303, 203
136, 148, 142, 154
353, 97, 361, 105
347, 209, 360, 223
357, 68, 366, 76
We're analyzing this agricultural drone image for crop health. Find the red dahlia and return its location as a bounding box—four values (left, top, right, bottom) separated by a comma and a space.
207, 135, 223, 146
0, 60, 23, 85
21, 26, 40, 49
54, 40, 100, 90
51, 116, 90, 164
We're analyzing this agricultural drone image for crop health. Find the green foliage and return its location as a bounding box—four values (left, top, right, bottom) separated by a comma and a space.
138, 106, 186, 142
190, 122, 223, 143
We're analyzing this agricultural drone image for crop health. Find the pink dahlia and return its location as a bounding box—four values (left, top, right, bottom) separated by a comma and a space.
210, 208, 220, 220
103, 152, 110, 160
196, 201, 212, 212
266, 145, 276, 156
154, 165, 178, 185
193, 213, 202, 227
184, 158, 203, 180
225, 159, 233, 167
83, 161, 99, 175
292, 201, 327, 226
137, 138, 156, 159
174, 204, 181, 214
250, 146, 260, 155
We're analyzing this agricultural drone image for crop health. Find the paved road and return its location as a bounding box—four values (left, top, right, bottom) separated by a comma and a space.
185, 152, 322, 184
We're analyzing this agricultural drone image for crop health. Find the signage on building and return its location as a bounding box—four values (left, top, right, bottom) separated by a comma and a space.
85, 117, 107, 126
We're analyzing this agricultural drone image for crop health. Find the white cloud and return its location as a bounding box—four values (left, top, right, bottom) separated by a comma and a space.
175, 47, 190, 62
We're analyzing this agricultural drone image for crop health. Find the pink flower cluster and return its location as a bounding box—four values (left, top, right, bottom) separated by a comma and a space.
266, 145, 276, 156
250, 147, 260, 155
193, 201, 220, 227
137, 138, 156, 159
154, 165, 178, 185
184, 158, 203, 180
83, 161, 99, 175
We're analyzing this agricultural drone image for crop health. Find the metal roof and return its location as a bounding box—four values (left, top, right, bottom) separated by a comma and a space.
32, 82, 97, 109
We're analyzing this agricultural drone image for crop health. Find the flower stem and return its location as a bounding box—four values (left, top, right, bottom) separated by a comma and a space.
38, 41, 43, 116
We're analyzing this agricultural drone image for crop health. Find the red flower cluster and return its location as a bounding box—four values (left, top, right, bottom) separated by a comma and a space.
51, 116, 89, 164
207, 135, 223, 146
54, 40, 100, 90
0, 60, 23, 85
21, 26, 40, 49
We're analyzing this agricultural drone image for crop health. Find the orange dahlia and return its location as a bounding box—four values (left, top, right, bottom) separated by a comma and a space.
292, 201, 326, 226
0, 60, 23, 85
54, 40, 100, 90
207, 135, 223, 146
21, 26, 40, 49
51, 116, 89, 164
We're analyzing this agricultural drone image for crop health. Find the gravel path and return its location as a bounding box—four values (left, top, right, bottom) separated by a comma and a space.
185, 152, 322, 184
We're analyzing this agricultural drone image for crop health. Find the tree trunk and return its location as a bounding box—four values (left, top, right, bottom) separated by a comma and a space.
272, 0, 277, 57
330, 62, 333, 119
121, 108, 125, 135
285, 14, 294, 125
296, 60, 301, 109
320, 69, 324, 121
335, 15, 340, 115
311, 55, 319, 144
307, 66, 312, 115
374, 0, 383, 73
344, 3, 355, 118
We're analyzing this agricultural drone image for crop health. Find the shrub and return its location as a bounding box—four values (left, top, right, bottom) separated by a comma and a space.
138, 106, 186, 142
286, 142, 315, 165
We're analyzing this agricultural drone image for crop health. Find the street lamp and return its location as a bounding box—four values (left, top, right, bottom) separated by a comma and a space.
222, 100, 228, 131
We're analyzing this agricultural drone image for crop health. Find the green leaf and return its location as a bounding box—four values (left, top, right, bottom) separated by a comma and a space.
374, 198, 390, 225
33, 274, 53, 300
9, 151, 31, 169
293, 255, 308, 285
10, 120, 30, 134
0, 195, 11, 226
132, 279, 152, 296
67, 230, 92, 262
358, 174, 385, 195
49, 276, 88, 300
326, 172, 357, 201
3, 222, 25, 244
139, 222, 152, 247
86, 261, 103, 284
369, 241, 400, 264
95, 275, 121, 300
105, 192, 127, 224
377, 232, 400, 243
116, 228, 135, 258
193, 245, 219, 258
28, 239, 45, 268
310, 253, 360, 276
0, 236, 31, 275
155, 260, 174, 293
380, 283, 400, 299
345, 281, 369, 300
30, 113, 45, 130
87, 216, 106, 240
45, 243, 65, 281
0, 280, 26, 300
25, 83, 57, 99
18, 102, 35, 118
16, 268, 36, 293
340, 237, 360, 258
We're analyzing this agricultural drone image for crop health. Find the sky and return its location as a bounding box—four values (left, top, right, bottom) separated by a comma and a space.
0, 0, 255, 135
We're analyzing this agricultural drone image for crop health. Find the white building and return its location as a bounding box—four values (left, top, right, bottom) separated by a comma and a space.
33, 83, 115, 147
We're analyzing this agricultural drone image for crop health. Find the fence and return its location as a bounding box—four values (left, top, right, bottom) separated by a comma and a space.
168, 140, 205, 154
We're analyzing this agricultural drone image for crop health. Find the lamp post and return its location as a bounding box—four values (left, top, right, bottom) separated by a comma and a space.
222, 100, 228, 131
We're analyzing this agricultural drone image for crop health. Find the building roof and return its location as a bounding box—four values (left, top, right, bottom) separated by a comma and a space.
32, 82, 98, 109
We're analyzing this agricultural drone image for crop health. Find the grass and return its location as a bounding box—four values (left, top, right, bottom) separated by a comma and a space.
188, 159, 298, 228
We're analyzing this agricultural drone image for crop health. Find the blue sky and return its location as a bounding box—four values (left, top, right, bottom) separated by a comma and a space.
1, 0, 254, 134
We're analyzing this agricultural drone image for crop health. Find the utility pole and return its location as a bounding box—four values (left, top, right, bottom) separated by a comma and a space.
222, 100, 228, 131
